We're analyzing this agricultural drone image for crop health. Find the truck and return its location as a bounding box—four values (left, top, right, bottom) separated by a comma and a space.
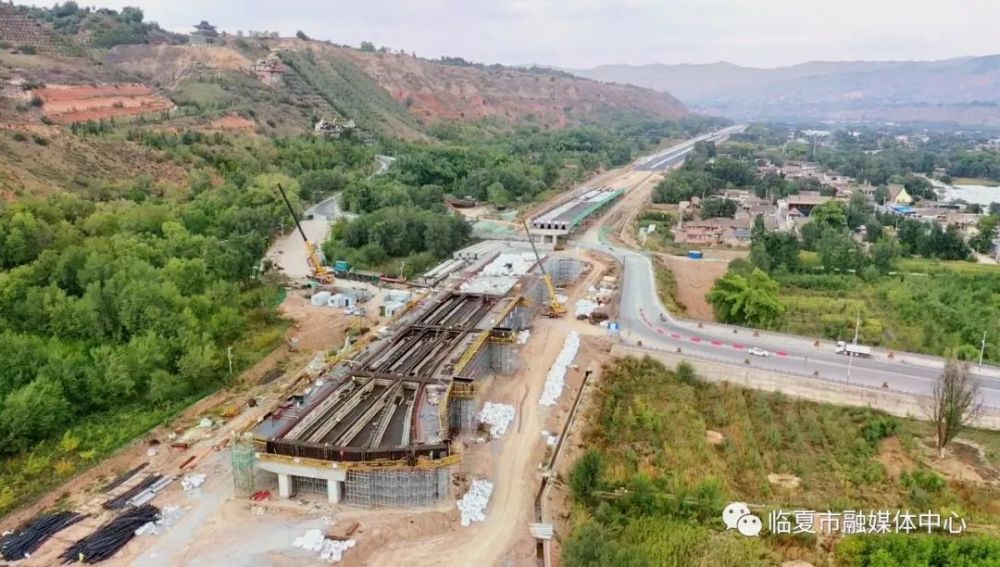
835, 341, 872, 357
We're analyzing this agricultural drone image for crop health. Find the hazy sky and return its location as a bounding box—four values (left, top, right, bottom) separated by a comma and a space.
68, 0, 1000, 68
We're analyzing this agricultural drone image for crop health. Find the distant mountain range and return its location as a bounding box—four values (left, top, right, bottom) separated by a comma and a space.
567, 56, 1000, 126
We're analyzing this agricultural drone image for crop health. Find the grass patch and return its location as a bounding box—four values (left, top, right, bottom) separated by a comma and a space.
174, 81, 232, 110
563, 356, 1000, 566
653, 258, 686, 316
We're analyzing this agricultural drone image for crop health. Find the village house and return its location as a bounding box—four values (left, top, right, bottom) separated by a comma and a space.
887, 184, 913, 205
672, 217, 752, 247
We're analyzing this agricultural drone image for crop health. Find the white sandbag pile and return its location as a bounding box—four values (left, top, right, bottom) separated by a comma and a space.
478, 402, 515, 437
181, 473, 206, 491
574, 299, 599, 319
541, 431, 559, 446
539, 332, 580, 406
517, 329, 531, 344
293, 529, 356, 563
457, 479, 494, 527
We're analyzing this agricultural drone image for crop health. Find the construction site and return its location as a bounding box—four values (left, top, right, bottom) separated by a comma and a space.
237, 241, 587, 509
528, 186, 624, 249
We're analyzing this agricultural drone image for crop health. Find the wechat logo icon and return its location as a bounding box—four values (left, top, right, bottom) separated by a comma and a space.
723, 502, 762, 537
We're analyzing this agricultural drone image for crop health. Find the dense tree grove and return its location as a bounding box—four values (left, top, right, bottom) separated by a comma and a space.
329, 119, 722, 274
0, 130, 386, 515
0, 180, 295, 454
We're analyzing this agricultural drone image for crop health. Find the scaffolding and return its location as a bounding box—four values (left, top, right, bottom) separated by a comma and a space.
449, 397, 477, 431
232, 435, 257, 498
491, 342, 518, 375
343, 467, 451, 508
293, 475, 329, 496
547, 258, 584, 287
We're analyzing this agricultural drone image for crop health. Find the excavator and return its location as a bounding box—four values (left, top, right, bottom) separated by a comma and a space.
521, 220, 566, 318
276, 183, 334, 284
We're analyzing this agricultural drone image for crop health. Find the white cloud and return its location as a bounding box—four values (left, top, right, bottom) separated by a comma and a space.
62, 0, 1000, 68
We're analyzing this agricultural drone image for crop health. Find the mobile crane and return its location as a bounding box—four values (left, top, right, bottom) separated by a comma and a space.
521, 220, 566, 318
276, 183, 334, 284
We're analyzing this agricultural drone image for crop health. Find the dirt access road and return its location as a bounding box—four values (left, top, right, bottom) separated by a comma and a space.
362, 318, 570, 567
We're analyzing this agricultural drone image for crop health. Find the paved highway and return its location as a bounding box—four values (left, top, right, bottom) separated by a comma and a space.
574, 131, 1000, 408
634, 125, 745, 171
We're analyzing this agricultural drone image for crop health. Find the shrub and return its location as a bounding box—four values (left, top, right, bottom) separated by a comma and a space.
18, 45, 37, 55
901, 469, 944, 493
570, 449, 605, 506
30, 95, 44, 107
861, 415, 899, 446
675, 361, 697, 385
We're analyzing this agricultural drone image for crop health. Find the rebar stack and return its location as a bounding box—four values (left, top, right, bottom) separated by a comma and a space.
60, 505, 159, 564
0, 510, 86, 561
102, 474, 163, 510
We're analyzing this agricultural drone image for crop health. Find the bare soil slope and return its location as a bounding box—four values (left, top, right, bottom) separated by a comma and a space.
338, 47, 688, 127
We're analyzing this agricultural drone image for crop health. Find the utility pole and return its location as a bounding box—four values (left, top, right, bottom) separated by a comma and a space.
980, 331, 988, 370
227, 346, 234, 376
846, 312, 860, 383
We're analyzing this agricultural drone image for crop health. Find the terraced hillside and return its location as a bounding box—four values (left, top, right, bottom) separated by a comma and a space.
34, 83, 174, 123
0, 3, 64, 54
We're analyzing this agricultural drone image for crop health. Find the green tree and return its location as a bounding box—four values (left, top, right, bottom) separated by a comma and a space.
817, 228, 860, 272
570, 449, 605, 506
810, 200, 848, 232
486, 181, 510, 207
871, 235, 902, 273
0, 377, 72, 453
969, 214, 999, 253
749, 241, 771, 272
706, 268, 785, 328
700, 197, 737, 219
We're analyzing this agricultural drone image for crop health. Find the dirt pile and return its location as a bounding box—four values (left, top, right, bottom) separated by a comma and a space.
35, 83, 174, 123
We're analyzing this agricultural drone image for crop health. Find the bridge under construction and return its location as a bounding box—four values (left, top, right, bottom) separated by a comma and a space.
235, 254, 570, 507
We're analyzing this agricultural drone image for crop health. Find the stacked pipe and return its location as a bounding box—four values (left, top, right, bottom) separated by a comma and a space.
60, 505, 159, 564
0, 510, 86, 560
100, 463, 148, 493
102, 474, 163, 510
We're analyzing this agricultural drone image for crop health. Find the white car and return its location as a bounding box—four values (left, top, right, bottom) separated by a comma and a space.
747, 347, 770, 357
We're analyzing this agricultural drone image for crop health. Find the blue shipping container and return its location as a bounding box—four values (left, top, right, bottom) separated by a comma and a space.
687, 251, 703, 260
